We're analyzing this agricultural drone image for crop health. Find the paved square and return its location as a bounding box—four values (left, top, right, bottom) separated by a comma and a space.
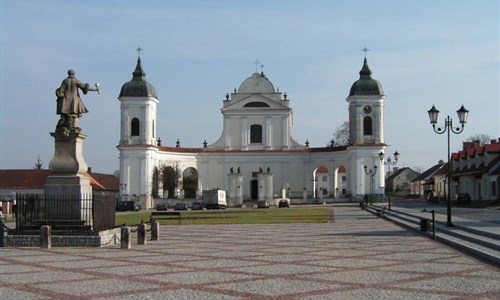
1, 205, 499, 299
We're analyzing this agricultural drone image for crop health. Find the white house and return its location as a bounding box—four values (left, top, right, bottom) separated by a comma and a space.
117, 57, 388, 208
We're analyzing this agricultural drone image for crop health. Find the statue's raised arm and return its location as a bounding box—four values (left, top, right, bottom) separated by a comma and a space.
55, 69, 99, 132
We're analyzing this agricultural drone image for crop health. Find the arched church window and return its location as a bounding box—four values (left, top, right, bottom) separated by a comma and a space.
131, 118, 140, 136
363, 116, 372, 136
250, 124, 262, 143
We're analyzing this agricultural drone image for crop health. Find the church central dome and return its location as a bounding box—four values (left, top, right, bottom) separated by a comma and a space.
238, 72, 275, 93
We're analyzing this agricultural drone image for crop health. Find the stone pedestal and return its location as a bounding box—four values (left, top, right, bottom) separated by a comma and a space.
257, 172, 273, 201
44, 129, 93, 227
48, 130, 89, 174
228, 173, 243, 207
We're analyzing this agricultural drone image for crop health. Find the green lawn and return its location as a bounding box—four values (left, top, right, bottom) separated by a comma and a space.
115, 208, 329, 226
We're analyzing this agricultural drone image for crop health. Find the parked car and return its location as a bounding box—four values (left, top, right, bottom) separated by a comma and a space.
257, 200, 270, 208
155, 203, 167, 211
116, 200, 141, 212
455, 193, 471, 204
191, 202, 204, 210
278, 199, 290, 208
174, 203, 188, 210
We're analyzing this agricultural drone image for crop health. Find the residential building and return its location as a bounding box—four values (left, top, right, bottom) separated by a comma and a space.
410, 161, 446, 200
385, 167, 420, 197
451, 139, 500, 202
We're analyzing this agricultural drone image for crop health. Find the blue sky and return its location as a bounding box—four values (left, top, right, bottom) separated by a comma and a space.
1, 0, 499, 174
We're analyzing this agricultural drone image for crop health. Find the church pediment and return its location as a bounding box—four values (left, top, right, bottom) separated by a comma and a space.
222, 94, 290, 111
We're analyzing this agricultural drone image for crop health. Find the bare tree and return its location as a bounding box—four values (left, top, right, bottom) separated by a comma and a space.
182, 167, 198, 198
329, 121, 350, 146
153, 162, 181, 199
33, 155, 44, 170
412, 166, 424, 173
465, 134, 493, 146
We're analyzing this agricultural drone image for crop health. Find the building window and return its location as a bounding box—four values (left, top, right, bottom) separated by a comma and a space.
322, 176, 327, 182
131, 118, 140, 136
250, 124, 262, 143
244, 102, 270, 107
342, 176, 346, 182
363, 116, 372, 136
152, 120, 155, 138
492, 181, 496, 196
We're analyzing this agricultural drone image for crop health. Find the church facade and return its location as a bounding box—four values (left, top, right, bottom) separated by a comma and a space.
117, 57, 387, 209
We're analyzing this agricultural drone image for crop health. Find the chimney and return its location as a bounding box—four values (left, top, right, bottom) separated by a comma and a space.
463, 141, 474, 150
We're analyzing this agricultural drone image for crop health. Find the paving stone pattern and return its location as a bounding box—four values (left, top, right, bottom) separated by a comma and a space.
1, 205, 499, 299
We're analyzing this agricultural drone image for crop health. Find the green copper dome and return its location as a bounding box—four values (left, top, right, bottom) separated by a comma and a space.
349, 58, 384, 96
119, 58, 158, 99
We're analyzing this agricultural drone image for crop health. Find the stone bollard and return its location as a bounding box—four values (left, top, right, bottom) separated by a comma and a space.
121, 226, 131, 249
151, 221, 159, 241
40, 225, 51, 249
138, 223, 147, 245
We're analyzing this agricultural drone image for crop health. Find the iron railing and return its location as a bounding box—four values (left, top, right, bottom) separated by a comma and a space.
15, 193, 116, 232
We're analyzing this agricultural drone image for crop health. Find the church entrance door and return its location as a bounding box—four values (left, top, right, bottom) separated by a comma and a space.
250, 179, 258, 200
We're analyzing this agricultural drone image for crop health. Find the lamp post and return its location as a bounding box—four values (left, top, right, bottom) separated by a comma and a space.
364, 165, 378, 205
379, 151, 400, 210
427, 104, 469, 227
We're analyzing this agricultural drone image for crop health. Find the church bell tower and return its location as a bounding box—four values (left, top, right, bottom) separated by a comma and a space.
346, 57, 385, 145
117, 55, 159, 209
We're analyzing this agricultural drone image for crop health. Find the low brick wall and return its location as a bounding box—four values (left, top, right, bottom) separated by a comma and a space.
4, 228, 121, 248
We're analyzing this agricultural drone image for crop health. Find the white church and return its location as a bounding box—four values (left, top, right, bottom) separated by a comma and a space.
117, 56, 387, 209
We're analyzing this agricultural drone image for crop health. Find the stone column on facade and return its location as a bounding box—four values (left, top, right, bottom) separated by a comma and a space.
241, 117, 248, 150
265, 117, 272, 150
282, 116, 289, 150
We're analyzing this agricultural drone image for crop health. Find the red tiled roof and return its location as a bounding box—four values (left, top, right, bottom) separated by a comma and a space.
0, 170, 118, 191
122, 144, 349, 153
0, 170, 51, 189
453, 141, 500, 161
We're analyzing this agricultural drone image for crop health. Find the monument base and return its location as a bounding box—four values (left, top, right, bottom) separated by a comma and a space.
48, 129, 89, 175
45, 174, 92, 195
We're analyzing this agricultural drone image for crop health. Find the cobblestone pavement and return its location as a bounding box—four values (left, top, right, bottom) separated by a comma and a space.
1, 205, 499, 299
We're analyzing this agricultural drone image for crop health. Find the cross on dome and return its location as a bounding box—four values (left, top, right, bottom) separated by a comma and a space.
362, 46, 369, 57
253, 59, 260, 73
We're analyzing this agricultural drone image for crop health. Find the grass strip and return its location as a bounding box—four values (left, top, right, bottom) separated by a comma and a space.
115, 208, 329, 226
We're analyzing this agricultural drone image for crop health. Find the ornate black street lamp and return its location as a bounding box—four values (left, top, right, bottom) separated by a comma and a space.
364, 165, 378, 205
379, 150, 400, 210
427, 104, 469, 227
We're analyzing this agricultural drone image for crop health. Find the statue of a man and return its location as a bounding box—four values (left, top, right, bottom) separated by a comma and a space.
55, 69, 99, 131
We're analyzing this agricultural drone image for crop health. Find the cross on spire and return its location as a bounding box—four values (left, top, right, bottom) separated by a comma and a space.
362, 46, 369, 57
136, 46, 143, 58
253, 59, 260, 73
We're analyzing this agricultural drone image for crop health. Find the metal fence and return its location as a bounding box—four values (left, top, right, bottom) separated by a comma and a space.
15, 193, 116, 232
